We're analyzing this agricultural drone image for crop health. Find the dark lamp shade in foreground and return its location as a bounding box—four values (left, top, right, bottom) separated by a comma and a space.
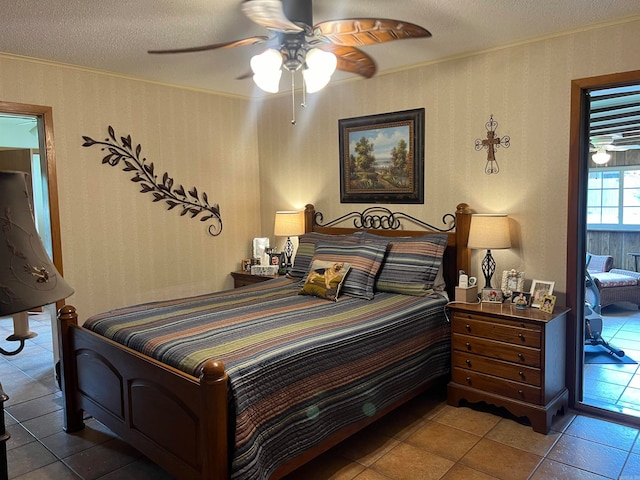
0, 170, 74, 316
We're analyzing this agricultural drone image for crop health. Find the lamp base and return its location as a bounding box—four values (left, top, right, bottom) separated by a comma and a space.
481, 249, 497, 289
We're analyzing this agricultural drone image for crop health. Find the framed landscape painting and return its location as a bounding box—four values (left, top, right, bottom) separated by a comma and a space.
339, 108, 424, 203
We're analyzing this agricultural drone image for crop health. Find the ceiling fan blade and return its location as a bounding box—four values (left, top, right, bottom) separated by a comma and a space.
241, 0, 304, 33
319, 45, 376, 79
314, 18, 431, 46
148, 36, 268, 54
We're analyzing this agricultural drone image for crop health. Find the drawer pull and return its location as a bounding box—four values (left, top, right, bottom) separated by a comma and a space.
518, 390, 524, 396
465, 324, 471, 331
465, 359, 471, 366
466, 377, 471, 384
517, 353, 524, 360
465, 342, 471, 350
519, 371, 524, 378
518, 333, 525, 341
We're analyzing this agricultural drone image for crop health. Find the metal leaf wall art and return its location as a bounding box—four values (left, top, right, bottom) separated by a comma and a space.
82, 126, 222, 236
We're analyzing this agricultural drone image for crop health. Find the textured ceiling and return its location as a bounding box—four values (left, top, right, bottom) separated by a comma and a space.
1, 0, 640, 99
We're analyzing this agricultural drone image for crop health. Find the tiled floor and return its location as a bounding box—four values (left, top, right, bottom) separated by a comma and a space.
4, 313, 640, 479
583, 303, 640, 417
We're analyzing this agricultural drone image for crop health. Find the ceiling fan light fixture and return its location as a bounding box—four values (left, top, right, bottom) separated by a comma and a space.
302, 48, 337, 93
251, 48, 283, 92
592, 150, 611, 165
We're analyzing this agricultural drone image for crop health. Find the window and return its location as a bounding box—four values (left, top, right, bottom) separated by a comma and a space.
587, 167, 640, 229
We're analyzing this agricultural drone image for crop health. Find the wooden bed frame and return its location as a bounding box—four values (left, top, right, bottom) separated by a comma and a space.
57, 203, 471, 479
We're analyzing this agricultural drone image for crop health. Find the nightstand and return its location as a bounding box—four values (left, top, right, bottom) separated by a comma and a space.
230, 271, 278, 288
446, 301, 569, 434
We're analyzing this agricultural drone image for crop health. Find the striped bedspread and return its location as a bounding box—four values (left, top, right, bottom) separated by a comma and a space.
84, 277, 451, 480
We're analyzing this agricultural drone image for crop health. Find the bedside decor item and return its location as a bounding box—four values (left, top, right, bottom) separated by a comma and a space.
82, 126, 222, 236
467, 214, 511, 288
339, 108, 424, 204
481, 288, 503, 303
540, 294, 557, 313
0, 170, 75, 479
242, 259, 252, 272
274, 211, 305, 272
501, 269, 524, 297
530, 280, 555, 308
250, 265, 279, 276
455, 285, 478, 303
511, 291, 531, 309
475, 115, 510, 175
252, 237, 270, 266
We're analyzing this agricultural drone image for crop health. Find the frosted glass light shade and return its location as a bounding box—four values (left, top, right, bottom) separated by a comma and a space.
592, 151, 611, 165
303, 48, 337, 93
251, 49, 283, 93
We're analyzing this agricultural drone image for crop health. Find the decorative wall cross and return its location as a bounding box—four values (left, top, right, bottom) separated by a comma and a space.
475, 115, 510, 175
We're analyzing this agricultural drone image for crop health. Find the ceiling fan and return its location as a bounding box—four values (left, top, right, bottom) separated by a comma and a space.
589, 134, 640, 165
148, 0, 432, 100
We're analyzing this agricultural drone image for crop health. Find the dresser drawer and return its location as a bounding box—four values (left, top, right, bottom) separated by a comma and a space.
453, 333, 540, 367
452, 351, 541, 386
452, 367, 542, 404
451, 315, 541, 348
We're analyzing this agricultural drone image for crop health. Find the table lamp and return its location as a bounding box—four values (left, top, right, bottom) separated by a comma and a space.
274, 210, 305, 272
467, 213, 511, 288
0, 170, 74, 479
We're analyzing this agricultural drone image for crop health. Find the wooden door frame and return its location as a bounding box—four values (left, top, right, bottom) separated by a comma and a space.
567, 70, 640, 424
0, 101, 64, 290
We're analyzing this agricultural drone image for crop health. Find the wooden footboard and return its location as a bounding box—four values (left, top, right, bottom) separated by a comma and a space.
57, 305, 229, 480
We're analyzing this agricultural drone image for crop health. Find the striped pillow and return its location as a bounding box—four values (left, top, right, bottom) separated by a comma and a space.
309, 243, 388, 299
374, 234, 448, 296
289, 232, 360, 279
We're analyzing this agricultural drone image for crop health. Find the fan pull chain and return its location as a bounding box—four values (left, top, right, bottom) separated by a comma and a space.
290, 71, 296, 125
301, 78, 307, 109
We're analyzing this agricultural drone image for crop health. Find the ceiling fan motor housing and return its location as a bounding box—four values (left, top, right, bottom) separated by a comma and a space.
282, 0, 312, 28
280, 32, 308, 71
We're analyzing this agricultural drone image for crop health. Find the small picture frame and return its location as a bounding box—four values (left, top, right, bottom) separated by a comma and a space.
540, 294, 557, 313
269, 252, 281, 266
501, 269, 525, 296
252, 237, 270, 261
481, 288, 504, 303
530, 279, 555, 308
242, 258, 252, 272
510, 291, 531, 308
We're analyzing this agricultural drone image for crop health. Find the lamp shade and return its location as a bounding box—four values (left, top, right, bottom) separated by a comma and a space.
467, 214, 511, 250
274, 211, 305, 237
0, 170, 74, 316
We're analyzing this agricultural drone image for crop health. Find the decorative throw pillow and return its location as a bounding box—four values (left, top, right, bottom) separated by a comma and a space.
374, 234, 448, 296
299, 260, 352, 301
311, 243, 388, 299
288, 232, 360, 279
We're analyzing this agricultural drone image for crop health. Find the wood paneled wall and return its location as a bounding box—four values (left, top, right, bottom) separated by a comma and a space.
587, 230, 640, 270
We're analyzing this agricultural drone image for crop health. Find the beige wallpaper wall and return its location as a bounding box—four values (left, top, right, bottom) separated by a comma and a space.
0, 56, 262, 319
1, 17, 639, 324
257, 18, 640, 303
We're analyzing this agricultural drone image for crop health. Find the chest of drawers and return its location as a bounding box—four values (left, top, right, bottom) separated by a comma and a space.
447, 302, 569, 434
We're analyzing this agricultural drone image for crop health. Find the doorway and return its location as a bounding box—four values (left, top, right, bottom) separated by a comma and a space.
0, 101, 64, 360
568, 70, 640, 427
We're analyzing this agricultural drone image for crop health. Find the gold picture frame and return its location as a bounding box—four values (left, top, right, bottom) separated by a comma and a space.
540, 294, 557, 313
